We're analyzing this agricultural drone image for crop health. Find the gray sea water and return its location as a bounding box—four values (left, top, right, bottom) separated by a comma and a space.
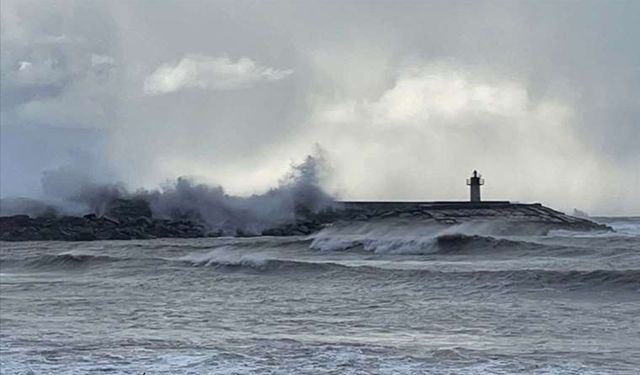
1, 218, 639, 374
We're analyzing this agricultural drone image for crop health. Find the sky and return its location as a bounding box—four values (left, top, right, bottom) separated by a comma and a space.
1, 0, 639, 215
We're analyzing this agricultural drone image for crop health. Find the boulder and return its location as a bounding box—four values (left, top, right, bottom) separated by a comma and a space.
105, 199, 152, 221
83, 214, 97, 220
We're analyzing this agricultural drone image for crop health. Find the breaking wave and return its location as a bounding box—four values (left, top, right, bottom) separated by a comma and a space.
0, 251, 131, 269
1, 153, 333, 236
600, 218, 640, 236
309, 233, 526, 254
309, 220, 557, 254
176, 248, 336, 272
0, 246, 334, 273
2, 243, 639, 292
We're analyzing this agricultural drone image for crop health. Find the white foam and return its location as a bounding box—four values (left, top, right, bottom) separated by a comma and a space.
548, 222, 640, 238
178, 246, 271, 268
309, 220, 501, 254
608, 221, 640, 236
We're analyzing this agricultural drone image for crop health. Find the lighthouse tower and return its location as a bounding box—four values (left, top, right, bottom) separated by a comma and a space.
466, 170, 484, 202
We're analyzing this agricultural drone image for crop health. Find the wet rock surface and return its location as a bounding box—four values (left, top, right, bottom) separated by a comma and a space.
0, 200, 611, 241
0, 214, 208, 241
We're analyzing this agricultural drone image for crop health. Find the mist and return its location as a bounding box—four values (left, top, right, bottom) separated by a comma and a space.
1, 154, 332, 235
1, 0, 639, 215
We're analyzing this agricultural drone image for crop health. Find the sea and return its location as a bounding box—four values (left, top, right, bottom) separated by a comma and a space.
1, 217, 639, 374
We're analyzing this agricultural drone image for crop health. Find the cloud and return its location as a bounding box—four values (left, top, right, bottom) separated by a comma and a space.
143, 55, 293, 95
0, 0, 117, 129
11, 58, 62, 86
91, 54, 115, 66
297, 63, 628, 213
1, 0, 638, 215
368, 67, 529, 122
9, 55, 117, 129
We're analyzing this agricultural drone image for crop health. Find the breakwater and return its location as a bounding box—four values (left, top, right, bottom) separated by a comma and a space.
0, 199, 610, 241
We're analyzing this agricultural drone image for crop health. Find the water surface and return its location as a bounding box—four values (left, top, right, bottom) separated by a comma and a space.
1, 218, 639, 374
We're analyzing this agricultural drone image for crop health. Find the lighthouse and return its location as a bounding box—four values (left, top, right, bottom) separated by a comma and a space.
466, 170, 484, 202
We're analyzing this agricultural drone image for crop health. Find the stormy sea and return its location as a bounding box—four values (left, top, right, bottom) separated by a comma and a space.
1, 217, 639, 374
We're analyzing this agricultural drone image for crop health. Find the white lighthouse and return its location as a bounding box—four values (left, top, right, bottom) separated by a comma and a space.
466, 170, 484, 202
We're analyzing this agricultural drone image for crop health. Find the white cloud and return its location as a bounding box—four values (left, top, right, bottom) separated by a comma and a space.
368, 68, 529, 123
294, 63, 623, 213
143, 55, 293, 95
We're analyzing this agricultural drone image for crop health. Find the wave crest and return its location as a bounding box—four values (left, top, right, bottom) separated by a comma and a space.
309, 220, 539, 254
22, 251, 127, 269
177, 247, 333, 272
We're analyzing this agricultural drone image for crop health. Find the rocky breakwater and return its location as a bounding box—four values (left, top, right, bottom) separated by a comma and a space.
0, 198, 328, 241
0, 199, 611, 241
0, 199, 208, 241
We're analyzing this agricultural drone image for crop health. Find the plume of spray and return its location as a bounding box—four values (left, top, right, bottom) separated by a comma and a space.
2, 152, 334, 235
38, 166, 126, 216
0, 176, 125, 217
139, 153, 333, 234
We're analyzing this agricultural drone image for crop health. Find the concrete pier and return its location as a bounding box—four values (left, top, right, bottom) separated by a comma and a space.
320, 200, 611, 233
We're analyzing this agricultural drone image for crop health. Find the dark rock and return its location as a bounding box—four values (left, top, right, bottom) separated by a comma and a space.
206, 230, 223, 237
0, 199, 612, 241
105, 199, 152, 220
69, 228, 97, 241
296, 224, 310, 234
235, 229, 258, 237
60, 216, 87, 227
262, 228, 283, 236
134, 216, 152, 226
1, 215, 32, 227
101, 215, 120, 225
111, 229, 132, 240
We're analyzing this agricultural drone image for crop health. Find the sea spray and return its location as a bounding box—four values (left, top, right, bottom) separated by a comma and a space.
1, 154, 334, 235
309, 219, 511, 254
